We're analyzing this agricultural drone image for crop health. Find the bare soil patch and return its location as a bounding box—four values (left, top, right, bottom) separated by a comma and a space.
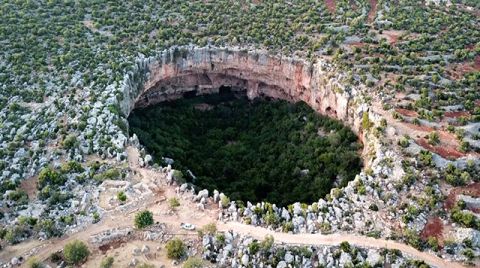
445, 182, 480, 210
325, 0, 336, 13
379, 30, 403, 45
367, 0, 378, 22
98, 239, 127, 254
446, 55, 480, 80
402, 122, 434, 133
349, 42, 367, 48
20, 176, 38, 200
395, 108, 418, 117
415, 138, 465, 159
443, 111, 470, 118
420, 217, 444, 245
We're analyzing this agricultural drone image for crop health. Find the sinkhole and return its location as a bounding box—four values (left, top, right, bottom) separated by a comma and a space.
128, 89, 362, 207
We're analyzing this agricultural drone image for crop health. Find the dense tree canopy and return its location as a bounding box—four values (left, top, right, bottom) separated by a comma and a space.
129, 94, 361, 206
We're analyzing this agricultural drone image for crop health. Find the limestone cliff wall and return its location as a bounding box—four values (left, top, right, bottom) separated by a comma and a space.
120, 46, 364, 134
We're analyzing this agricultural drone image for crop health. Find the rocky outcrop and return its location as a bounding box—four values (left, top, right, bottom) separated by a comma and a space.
120, 46, 365, 134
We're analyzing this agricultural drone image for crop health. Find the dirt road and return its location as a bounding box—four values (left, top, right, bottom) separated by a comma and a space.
3, 147, 466, 268
219, 222, 464, 268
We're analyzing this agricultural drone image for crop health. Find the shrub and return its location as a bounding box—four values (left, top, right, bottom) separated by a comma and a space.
260, 235, 274, 251
38, 167, 64, 188
427, 237, 439, 251
220, 195, 230, 208
168, 197, 180, 209
134, 210, 154, 229
248, 240, 260, 254
282, 221, 294, 232
201, 223, 217, 235
166, 238, 186, 260
427, 131, 440, 145
362, 112, 372, 130
369, 204, 379, 211
62, 134, 78, 149
263, 211, 279, 225
100, 256, 114, 268
117, 191, 127, 202
340, 241, 351, 253
462, 249, 475, 260
398, 136, 410, 148
183, 257, 204, 268
63, 240, 90, 265
26, 257, 43, 268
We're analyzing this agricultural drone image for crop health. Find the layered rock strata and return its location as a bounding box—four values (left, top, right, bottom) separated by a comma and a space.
121, 46, 364, 134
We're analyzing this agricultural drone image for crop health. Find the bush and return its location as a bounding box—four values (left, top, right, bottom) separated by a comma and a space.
398, 136, 410, 148
260, 235, 274, 251
134, 210, 154, 229
100, 256, 114, 268
63, 240, 90, 265
38, 167, 64, 188
220, 195, 230, 208
27, 257, 43, 268
248, 240, 260, 254
340, 241, 351, 253
183, 257, 204, 268
117, 191, 127, 202
166, 238, 186, 260
201, 223, 217, 235
362, 112, 372, 130
62, 134, 78, 149
427, 131, 440, 145
168, 197, 180, 209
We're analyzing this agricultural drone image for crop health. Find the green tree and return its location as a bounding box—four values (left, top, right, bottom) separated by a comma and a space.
63, 240, 90, 265
134, 210, 154, 229
166, 238, 186, 260
100, 256, 114, 268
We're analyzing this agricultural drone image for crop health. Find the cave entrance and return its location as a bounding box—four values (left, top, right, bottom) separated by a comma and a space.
183, 90, 198, 99
219, 85, 232, 95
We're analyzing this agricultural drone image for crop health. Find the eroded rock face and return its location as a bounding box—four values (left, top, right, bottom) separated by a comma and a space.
121, 46, 363, 134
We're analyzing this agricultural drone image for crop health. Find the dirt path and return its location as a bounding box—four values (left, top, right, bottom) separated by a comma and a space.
4, 147, 466, 268
218, 222, 465, 268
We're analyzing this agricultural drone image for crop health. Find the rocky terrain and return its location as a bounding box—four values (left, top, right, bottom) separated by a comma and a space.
0, 0, 479, 267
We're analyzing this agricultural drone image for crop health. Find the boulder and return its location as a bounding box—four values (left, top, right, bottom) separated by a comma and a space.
129, 258, 138, 267
195, 189, 209, 201
285, 252, 294, 263
366, 249, 382, 266
455, 228, 480, 247
213, 190, 220, 203
281, 208, 291, 221
293, 202, 302, 215
241, 254, 250, 266
339, 252, 352, 267
133, 247, 141, 255
180, 183, 189, 192
144, 154, 153, 165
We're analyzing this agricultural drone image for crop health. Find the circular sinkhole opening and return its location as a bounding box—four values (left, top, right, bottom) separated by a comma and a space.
128, 90, 362, 207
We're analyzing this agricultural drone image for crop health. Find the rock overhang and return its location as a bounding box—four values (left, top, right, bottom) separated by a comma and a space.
121, 46, 362, 136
